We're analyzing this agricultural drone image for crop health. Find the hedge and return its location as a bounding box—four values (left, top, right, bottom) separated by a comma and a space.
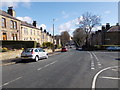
1, 40, 37, 49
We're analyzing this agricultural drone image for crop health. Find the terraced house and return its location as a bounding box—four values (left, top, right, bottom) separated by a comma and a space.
0, 7, 21, 41
90, 23, 120, 47
0, 7, 53, 46
21, 21, 42, 44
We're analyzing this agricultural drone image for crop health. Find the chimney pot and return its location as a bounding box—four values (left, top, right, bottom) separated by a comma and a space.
7, 6, 16, 17
33, 21, 37, 27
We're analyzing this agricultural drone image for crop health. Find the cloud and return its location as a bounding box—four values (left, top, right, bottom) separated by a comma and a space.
61, 11, 70, 19
17, 16, 33, 23
39, 24, 47, 30
92, 26, 102, 31
58, 18, 79, 33
104, 10, 111, 14
1, 0, 31, 8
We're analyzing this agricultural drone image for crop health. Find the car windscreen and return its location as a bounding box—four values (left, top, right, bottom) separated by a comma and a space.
24, 49, 33, 52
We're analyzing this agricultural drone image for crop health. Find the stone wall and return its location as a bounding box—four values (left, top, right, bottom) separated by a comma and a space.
1, 49, 61, 61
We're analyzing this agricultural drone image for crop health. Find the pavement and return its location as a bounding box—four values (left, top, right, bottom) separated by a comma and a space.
1, 49, 119, 89
1, 50, 61, 66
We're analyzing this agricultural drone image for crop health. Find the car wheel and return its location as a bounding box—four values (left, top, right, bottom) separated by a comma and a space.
35, 56, 39, 62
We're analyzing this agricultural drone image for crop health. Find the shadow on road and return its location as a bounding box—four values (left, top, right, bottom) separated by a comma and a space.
15, 58, 46, 64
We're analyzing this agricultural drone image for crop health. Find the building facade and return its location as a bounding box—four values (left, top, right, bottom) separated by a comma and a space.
0, 7, 54, 46
21, 21, 42, 44
0, 7, 21, 41
90, 23, 120, 46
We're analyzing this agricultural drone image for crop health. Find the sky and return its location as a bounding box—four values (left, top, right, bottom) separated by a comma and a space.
1, 1, 119, 36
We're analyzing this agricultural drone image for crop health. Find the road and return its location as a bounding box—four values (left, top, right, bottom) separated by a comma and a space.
1, 49, 120, 89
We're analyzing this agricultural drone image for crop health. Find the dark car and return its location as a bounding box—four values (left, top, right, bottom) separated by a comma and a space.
61, 47, 68, 52
106, 46, 120, 51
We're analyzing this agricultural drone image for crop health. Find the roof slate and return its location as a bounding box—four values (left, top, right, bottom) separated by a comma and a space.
0, 10, 20, 21
107, 26, 120, 32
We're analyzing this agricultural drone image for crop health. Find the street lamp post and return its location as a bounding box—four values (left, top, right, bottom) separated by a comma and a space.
52, 19, 55, 52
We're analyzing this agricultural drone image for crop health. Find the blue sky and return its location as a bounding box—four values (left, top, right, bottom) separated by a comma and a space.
1, 2, 118, 36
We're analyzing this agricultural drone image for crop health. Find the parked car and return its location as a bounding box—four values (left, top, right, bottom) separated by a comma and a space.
21, 48, 48, 62
61, 47, 68, 52
76, 47, 82, 51
106, 46, 120, 51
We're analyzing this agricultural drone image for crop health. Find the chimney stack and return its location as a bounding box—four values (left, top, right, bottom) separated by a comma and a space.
116, 23, 119, 26
102, 26, 105, 31
7, 6, 16, 17
106, 23, 110, 30
33, 21, 37, 27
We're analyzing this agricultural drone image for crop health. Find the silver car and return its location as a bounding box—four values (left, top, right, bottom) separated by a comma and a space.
21, 48, 48, 62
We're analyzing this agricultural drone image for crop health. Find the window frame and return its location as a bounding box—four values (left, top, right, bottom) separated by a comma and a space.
2, 18, 6, 28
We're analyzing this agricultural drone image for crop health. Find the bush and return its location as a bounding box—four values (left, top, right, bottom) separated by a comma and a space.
42, 42, 53, 49
2, 47, 8, 52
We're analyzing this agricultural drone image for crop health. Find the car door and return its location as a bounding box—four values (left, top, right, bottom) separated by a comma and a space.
42, 49, 47, 57
38, 48, 44, 58
34, 49, 39, 57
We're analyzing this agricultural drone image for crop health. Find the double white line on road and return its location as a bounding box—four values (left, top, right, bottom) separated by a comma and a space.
37, 61, 58, 71
87, 51, 102, 70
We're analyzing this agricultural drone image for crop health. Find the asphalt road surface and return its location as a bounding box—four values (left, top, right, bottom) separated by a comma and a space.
1, 49, 120, 89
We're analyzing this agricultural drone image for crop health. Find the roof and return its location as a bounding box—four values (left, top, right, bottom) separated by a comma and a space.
21, 21, 39, 30
107, 26, 120, 32
0, 10, 20, 21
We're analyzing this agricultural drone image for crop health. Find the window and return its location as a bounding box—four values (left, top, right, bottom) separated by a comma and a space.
42, 34, 44, 39
30, 29, 32, 35
34, 30, 35, 35
37, 31, 39, 35
24, 28, 28, 35
15, 34, 18, 40
13, 21, 17, 29
3, 33, 7, 40
37, 38, 39, 41
2, 18, 6, 28
10, 20, 14, 29
35, 49, 38, 52
30, 37, 32, 40
26, 28, 28, 35
12, 34, 15, 40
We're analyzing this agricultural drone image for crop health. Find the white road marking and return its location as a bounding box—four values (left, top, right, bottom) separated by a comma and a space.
91, 67, 95, 70
92, 52, 102, 69
37, 68, 42, 71
88, 51, 95, 70
37, 61, 58, 71
100, 76, 120, 80
92, 53, 99, 61
44, 64, 50, 67
0, 77, 22, 87
87, 51, 93, 58
111, 69, 118, 72
50, 61, 58, 65
92, 66, 118, 90
98, 63, 101, 66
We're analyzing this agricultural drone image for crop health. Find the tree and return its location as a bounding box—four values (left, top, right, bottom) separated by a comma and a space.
77, 12, 101, 46
61, 31, 70, 47
73, 28, 86, 47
